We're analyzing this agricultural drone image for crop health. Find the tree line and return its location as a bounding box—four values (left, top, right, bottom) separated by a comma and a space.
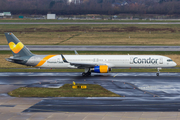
0, 0, 180, 15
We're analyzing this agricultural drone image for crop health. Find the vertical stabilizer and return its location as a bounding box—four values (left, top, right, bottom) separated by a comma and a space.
5, 33, 34, 57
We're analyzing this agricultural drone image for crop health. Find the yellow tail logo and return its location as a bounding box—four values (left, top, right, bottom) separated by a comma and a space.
9, 42, 24, 54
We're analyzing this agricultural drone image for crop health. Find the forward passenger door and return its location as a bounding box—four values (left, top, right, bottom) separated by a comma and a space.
159, 57, 163, 64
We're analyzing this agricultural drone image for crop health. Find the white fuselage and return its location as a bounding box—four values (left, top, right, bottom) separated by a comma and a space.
35, 55, 177, 69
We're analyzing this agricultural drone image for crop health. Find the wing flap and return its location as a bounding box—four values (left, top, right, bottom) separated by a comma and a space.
70, 62, 106, 68
70, 62, 97, 68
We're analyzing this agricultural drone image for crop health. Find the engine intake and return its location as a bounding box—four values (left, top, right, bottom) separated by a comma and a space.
91, 65, 111, 73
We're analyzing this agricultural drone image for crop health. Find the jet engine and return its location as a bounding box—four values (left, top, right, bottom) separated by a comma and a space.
91, 65, 111, 73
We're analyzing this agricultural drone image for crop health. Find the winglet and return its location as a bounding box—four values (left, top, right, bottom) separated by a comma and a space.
61, 54, 68, 63
74, 50, 79, 55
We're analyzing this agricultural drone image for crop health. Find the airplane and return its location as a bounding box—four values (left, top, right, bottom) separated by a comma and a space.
5, 32, 177, 76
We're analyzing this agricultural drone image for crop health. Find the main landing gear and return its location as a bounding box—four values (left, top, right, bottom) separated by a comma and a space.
156, 68, 161, 76
156, 72, 159, 76
82, 68, 91, 76
82, 72, 91, 76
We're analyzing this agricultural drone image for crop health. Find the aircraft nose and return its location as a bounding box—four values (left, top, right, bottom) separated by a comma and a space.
174, 62, 177, 66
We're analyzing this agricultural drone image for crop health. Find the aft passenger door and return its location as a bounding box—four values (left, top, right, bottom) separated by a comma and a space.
130, 57, 133, 64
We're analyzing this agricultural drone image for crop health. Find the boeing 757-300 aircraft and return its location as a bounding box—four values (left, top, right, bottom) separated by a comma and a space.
5, 33, 177, 76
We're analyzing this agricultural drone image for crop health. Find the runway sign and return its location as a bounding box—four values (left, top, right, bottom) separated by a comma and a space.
72, 85, 87, 89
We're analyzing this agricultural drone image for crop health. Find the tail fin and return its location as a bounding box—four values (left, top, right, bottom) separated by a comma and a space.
5, 33, 34, 57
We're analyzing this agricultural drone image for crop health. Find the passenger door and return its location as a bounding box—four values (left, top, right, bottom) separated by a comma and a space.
130, 57, 133, 64
159, 57, 163, 64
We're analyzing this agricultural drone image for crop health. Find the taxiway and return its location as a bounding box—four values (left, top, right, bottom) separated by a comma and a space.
1, 72, 180, 119
0, 72, 180, 112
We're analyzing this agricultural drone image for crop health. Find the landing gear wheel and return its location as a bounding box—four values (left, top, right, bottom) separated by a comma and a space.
82, 72, 86, 76
156, 68, 161, 76
82, 72, 91, 76
156, 73, 159, 76
88, 72, 91, 76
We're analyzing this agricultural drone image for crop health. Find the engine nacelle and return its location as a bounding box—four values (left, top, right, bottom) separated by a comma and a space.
91, 65, 111, 73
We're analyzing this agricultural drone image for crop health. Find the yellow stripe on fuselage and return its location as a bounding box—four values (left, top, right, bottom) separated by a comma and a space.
35, 55, 56, 67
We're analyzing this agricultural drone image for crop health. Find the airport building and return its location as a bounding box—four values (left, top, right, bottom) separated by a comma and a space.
67, 0, 81, 4
0, 12, 11, 18
47, 14, 56, 19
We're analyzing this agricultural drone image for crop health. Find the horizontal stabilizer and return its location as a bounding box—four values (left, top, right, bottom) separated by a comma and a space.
6, 58, 24, 62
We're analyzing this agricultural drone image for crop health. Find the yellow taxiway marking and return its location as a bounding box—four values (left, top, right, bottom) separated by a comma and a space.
113, 73, 119, 77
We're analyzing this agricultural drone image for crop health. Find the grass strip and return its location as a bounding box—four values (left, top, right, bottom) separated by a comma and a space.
1, 19, 180, 23
0, 24, 180, 46
8, 84, 121, 97
0, 69, 83, 72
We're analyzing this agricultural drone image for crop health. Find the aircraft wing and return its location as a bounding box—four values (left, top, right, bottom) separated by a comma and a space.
61, 54, 105, 68
70, 62, 98, 68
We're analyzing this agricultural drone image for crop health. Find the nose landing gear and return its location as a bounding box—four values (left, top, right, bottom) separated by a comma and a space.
156, 72, 159, 76
156, 68, 161, 76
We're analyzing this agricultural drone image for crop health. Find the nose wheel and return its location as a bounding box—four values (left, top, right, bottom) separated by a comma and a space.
156, 72, 159, 76
156, 68, 161, 76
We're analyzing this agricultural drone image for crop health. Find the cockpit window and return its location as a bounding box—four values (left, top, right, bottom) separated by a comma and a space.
167, 59, 173, 62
